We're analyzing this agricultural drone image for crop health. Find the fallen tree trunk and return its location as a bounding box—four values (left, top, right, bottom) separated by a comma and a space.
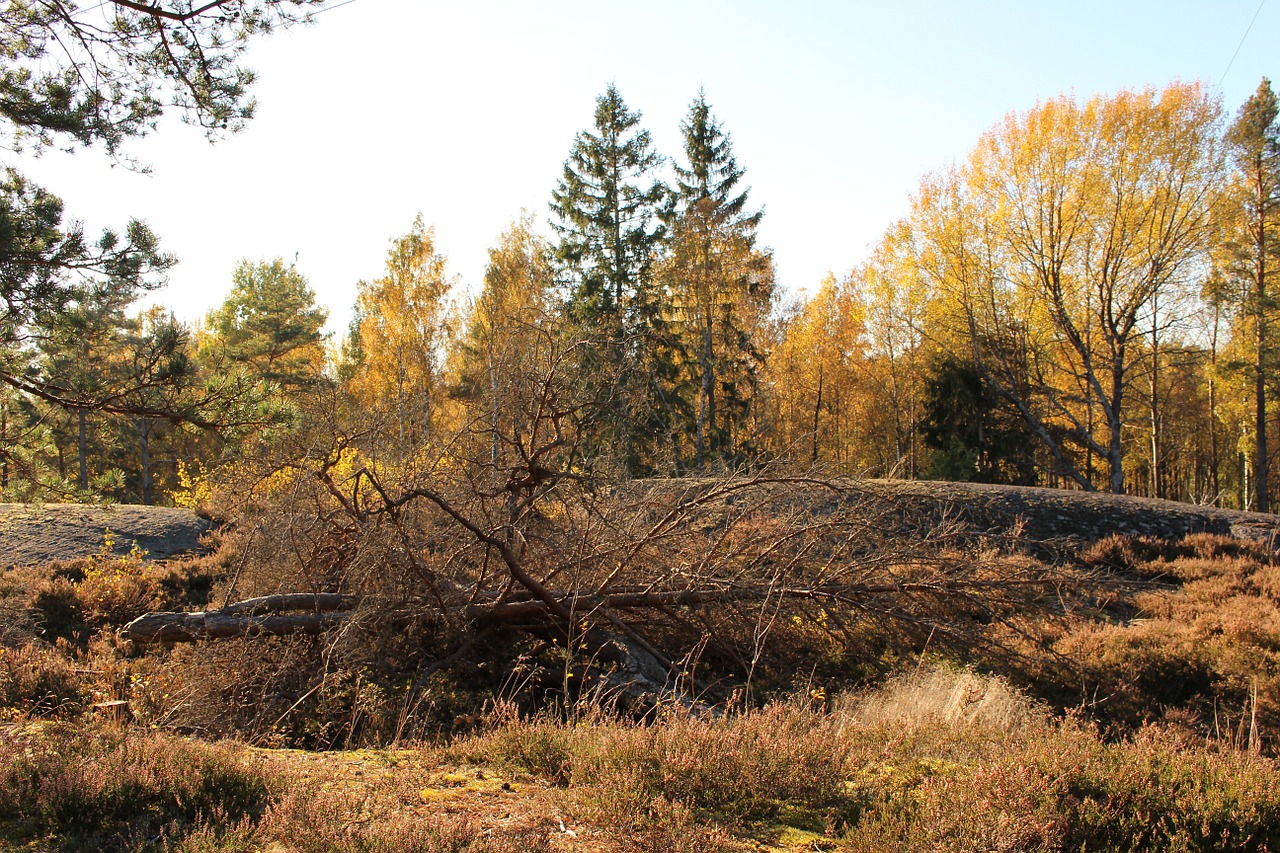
120, 573, 1021, 644
120, 593, 700, 715
122, 594, 356, 643
218, 593, 357, 616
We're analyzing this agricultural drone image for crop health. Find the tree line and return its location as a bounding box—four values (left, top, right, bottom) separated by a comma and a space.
5, 73, 1280, 510
800, 79, 1280, 509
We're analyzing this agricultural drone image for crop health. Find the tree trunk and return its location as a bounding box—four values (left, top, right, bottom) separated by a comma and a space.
1107, 370, 1126, 495
699, 312, 715, 467
1256, 295, 1269, 512
77, 408, 88, 491
122, 594, 358, 643
1, 398, 7, 491
138, 418, 153, 505
1255, 169, 1270, 513
1149, 300, 1163, 499
1209, 303, 1221, 505
811, 369, 822, 464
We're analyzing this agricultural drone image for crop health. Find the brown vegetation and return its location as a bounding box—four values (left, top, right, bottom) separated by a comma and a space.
5, 482, 1280, 849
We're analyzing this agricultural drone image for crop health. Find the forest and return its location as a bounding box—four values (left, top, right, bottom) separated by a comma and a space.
3, 71, 1280, 513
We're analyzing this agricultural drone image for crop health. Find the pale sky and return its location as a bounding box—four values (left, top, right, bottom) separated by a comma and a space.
12, 1, 1280, 337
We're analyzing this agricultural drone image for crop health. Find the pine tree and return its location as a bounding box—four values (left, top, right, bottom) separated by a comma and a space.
1222, 78, 1280, 512
666, 92, 773, 468
204, 258, 329, 396
118, 307, 196, 504
550, 85, 674, 474
36, 283, 135, 492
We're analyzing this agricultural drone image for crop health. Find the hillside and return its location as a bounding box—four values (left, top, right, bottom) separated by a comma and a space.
863, 480, 1280, 544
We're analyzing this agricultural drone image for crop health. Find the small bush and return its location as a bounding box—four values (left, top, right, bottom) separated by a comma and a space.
1085, 534, 1181, 573
22, 546, 218, 650
130, 636, 322, 744
836, 665, 1046, 736
455, 700, 861, 831
843, 726, 1280, 853
0, 722, 272, 852
0, 642, 91, 718
449, 712, 574, 782
30, 576, 88, 644
583, 702, 859, 825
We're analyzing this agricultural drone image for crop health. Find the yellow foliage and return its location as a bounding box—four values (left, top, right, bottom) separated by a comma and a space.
169, 460, 211, 510
346, 215, 453, 453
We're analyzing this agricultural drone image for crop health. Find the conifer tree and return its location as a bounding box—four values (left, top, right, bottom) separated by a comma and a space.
550, 85, 674, 474
119, 307, 196, 504
1222, 78, 1280, 512
204, 258, 329, 396
551, 84, 669, 326
666, 92, 773, 468
36, 283, 134, 492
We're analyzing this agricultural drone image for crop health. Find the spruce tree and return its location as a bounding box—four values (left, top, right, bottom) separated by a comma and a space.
550, 85, 674, 475
666, 92, 773, 469
551, 84, 669, 325
673, 91, 759, 226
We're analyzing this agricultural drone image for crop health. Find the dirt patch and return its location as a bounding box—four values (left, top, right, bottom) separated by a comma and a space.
0, 503, 212, 568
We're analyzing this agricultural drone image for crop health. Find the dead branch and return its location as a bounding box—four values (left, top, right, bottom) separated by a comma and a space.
122, 593, 355, 643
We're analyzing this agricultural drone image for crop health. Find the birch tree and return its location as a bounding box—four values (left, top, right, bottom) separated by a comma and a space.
914, 83, 1223, 493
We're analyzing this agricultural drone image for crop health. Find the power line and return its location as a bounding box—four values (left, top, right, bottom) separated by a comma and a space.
73, 0, 361, 22
71, 1, 111, 21
1217, 0, 1267, 94
312, 0, 360, 16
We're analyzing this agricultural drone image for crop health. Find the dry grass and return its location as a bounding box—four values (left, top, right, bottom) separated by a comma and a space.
1051, 533, 1280, 741
0, 642, 91, 719
835, 665, 1046, 736
841, 724, 1280, 853
447, 669, 1280, 851
10, 497, 1280, 848
5, 669, 1280, 851
0, 720, 271, 852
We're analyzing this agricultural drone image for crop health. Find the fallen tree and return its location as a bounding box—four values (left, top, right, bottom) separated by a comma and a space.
122, 463, 1069, 714
123, 337, 1080, 724
122, 593, 357, 643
